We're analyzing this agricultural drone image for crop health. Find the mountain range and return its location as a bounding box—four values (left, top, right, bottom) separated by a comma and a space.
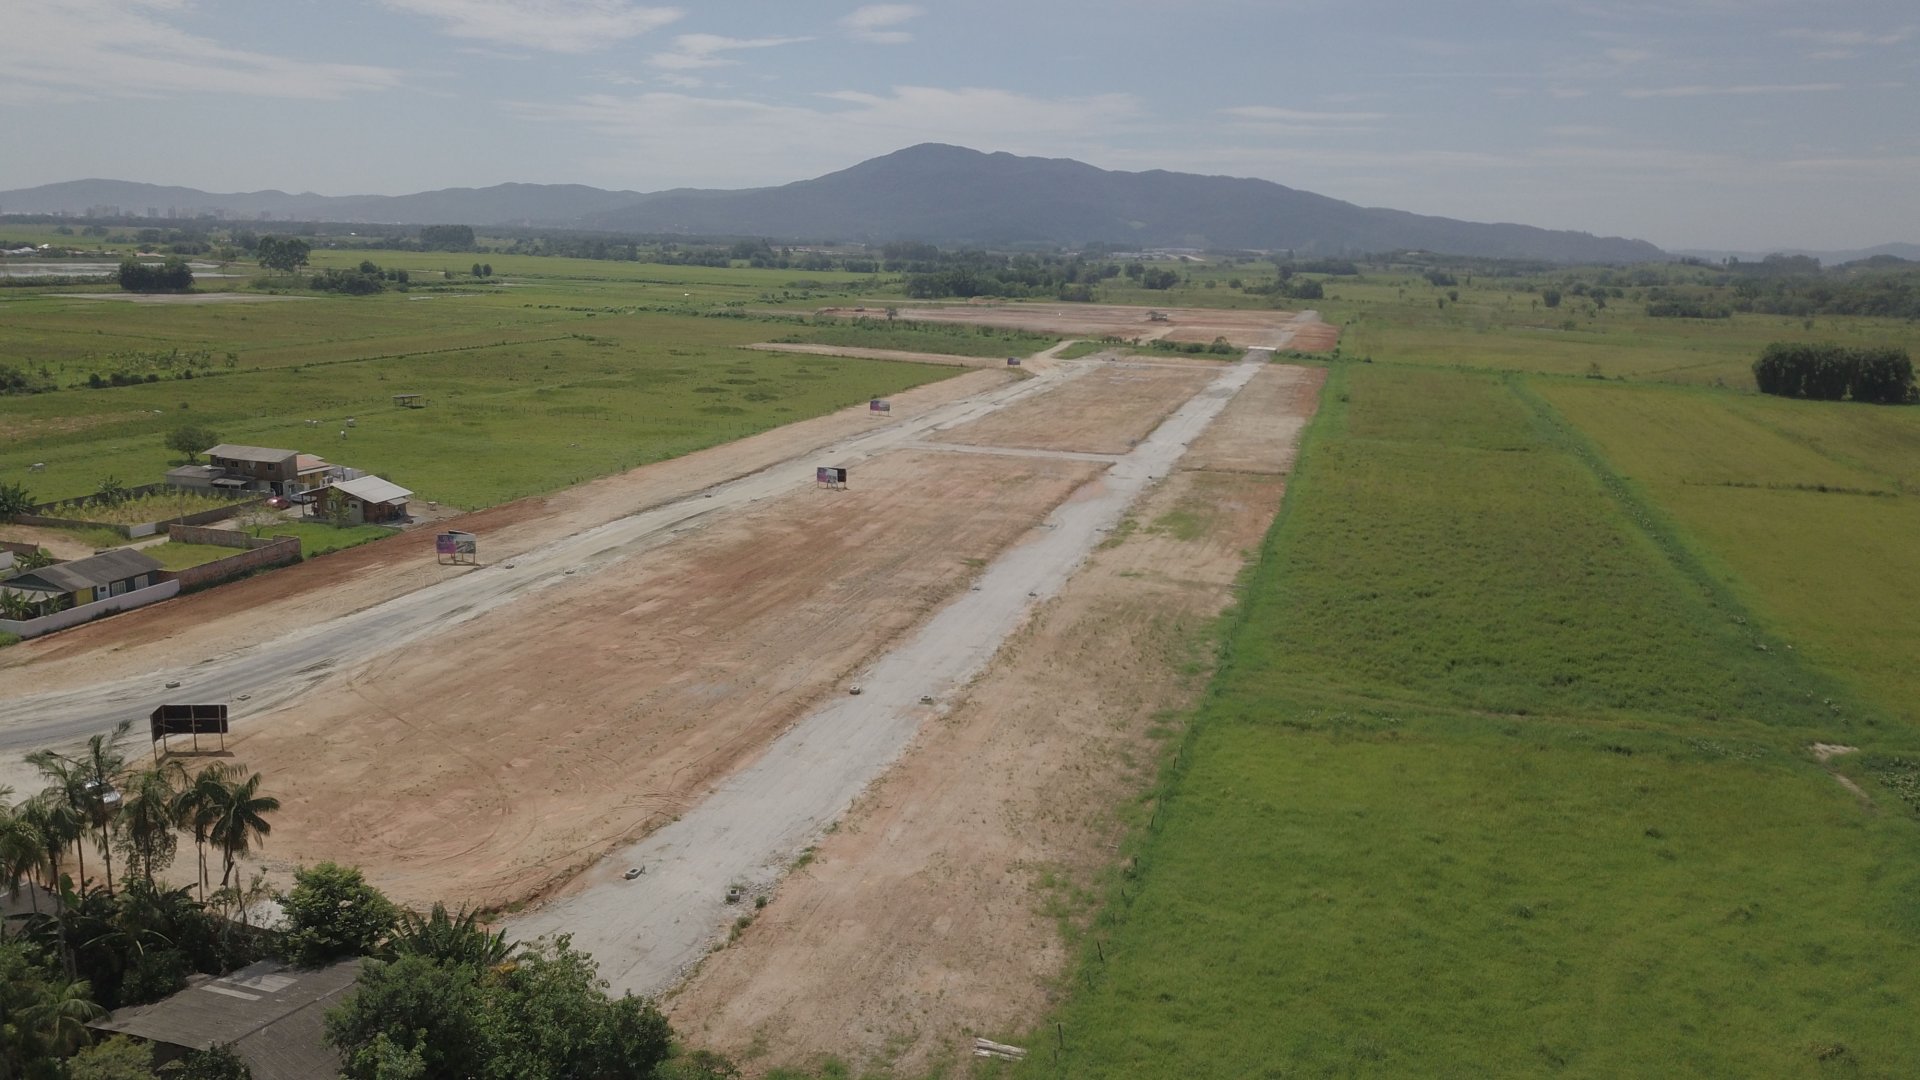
0, 144, 1671, 263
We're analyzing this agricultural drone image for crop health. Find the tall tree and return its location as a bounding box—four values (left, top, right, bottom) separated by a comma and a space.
256, 236, 310, 274
205, 770, 278, 892
164, 426, 221, 464
115, 765, 183, 888
72, 721, 134, 896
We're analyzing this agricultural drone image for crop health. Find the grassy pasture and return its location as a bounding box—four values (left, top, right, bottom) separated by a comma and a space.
1, 333, 957, 509
143, 541, 241, 570
1328, 278, 1920, 386
1012, 364, 1920, 1078
1538, 380, 1920, 728
0, 269, 973, 508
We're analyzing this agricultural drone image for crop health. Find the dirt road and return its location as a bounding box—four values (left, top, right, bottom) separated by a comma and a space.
667, 364, 1324, 1074
0, 361, 1062, 794
507, 353, 1274, 997
815, 303, 1339, 351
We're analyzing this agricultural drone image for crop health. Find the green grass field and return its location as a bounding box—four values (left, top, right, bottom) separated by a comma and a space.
261, 521, 396, 558
1537, 380, 1920, 728
143, 541, 242, 570
1010, 363, 1920, 1078
0, 286, 970, 508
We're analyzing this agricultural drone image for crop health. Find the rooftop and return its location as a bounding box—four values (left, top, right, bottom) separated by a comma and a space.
91, 959, 361, 1080
328, 475, 412, 505
205, 443, 298, 464
5, 548, 162, 594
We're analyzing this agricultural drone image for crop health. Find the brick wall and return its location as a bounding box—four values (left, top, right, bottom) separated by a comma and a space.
160, 535, 300, 591
167, 524, 279, 549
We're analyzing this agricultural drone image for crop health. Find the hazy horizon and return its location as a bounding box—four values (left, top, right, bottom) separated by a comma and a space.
8, 1, 1917, 252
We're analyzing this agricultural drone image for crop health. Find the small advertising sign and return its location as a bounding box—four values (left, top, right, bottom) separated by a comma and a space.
870, 398, 891, 412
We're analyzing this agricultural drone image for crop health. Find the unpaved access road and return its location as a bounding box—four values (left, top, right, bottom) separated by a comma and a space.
669, 365, 1324, 1074
0, 355, 1074, 789
814, 303, 1337, 351
506, 352, 1271, 997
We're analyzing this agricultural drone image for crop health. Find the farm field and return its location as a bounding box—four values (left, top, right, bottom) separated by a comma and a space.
1536, 380, 1920, 728
1011, 357, 1920, 1077
0, 294, 972, 509
1328, 277, 1920, 386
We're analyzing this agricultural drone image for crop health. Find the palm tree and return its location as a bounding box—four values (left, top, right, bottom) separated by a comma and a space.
172, 765, 231, 902
0, 790, 46, 923
72, 719, 135, 896
206, 768, 278, 894
16, 794, 81, 978
391, 903, 516, 967
117, 764, 184, 888
24, 751, 89, 892
16, 973, 103, 1058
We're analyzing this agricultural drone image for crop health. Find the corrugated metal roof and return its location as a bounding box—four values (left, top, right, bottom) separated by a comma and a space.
91, 959, 361, 1080
206, 444, 298, 464
329, 475, 412, 504
8, 548, 162, 593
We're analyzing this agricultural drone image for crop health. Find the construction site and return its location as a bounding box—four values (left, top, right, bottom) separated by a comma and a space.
1, 307, 1329, 1075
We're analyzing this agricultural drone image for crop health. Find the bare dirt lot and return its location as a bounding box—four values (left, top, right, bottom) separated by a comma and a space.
928, 363, 1216, 455
742, 342, 1025, 369
816, 303, 1337, 351
236, 449, 1101, 908
1183, 363, 1325, 474
669, 364, 1327, 1076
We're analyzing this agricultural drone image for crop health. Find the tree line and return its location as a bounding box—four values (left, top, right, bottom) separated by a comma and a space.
1753, 343, 1916, 404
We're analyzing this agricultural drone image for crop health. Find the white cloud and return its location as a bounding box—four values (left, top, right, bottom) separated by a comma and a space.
512, 85, 1141, 186
0, 0, 404, 103
839, 4, 923, 44
649, 33, 810, 71
383, 0, 682, 53
1624, 82, 1843, 98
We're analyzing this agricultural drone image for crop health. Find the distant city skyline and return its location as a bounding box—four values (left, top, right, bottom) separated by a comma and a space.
6, 0, 1916, 251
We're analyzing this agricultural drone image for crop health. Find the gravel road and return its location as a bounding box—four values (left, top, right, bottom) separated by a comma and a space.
506, 351, 1271, 996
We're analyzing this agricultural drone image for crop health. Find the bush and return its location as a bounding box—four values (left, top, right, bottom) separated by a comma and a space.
278, 863, 398, 967
118, 256, 194, 292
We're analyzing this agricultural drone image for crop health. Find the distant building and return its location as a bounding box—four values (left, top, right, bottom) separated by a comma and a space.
309, 475, 413, 525
90, 959, 362, 1080
201, 444, 300, 494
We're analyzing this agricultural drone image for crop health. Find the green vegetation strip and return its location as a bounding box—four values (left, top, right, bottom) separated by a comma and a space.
773, 318, 1057, 358
1015, 365, 1917, 1078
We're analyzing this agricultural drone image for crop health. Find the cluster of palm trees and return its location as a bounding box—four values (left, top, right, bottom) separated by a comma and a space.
1, 718, 280, 915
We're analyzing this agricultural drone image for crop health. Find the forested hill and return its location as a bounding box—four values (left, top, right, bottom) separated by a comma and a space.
2, 145, 1665, 262
586, 145, 1665, 262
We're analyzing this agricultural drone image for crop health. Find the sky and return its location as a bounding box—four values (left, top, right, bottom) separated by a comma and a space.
4, 0, 1916, 252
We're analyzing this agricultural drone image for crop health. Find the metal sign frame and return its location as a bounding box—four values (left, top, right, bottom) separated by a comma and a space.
149, 704, 229, 758
436, 530, 479, 565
